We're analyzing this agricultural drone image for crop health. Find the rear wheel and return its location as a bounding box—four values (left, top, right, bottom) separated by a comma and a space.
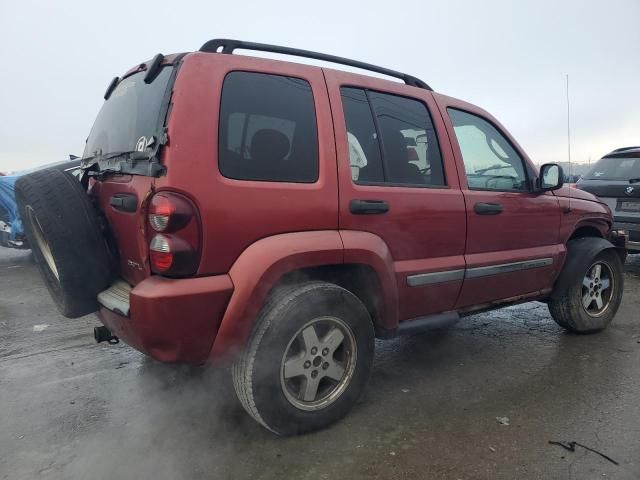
549, 250, 624, 333
232, 282, 375, 435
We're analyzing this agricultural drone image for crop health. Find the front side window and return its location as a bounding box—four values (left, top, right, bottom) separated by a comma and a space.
219, 72, 318, 183
340, 87, 446, 187
448, 108, 528, 191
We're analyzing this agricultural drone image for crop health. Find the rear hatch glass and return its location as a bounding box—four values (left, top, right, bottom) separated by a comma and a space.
583, 157, 640, 181
83, 66, 173, 160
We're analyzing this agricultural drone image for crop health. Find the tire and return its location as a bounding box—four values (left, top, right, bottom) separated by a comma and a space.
232, 281, 375, 436
549, 249, 624, 333
15, 168, 112, 318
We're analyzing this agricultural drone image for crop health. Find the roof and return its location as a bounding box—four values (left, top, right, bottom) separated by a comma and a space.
605, 146, 640, 158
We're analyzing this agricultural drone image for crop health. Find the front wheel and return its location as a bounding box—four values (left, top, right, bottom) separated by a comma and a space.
549, 250, 624, 333
232, 282, 375, 435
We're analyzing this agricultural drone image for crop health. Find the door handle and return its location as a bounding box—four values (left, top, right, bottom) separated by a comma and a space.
474, 202, 503, 215
110, 194, 138, 213
350, 199, 389, 215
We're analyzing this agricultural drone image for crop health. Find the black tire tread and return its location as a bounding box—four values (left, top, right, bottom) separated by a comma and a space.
232, 281, 374, 435
232, 283, 323, 433
15, 168, 112, 318
548, 249, 624, 333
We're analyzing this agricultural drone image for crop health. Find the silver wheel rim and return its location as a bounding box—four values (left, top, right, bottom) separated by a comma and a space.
581, 260, 615, 317
280, 316, 357, 411
25, 206, 59, 280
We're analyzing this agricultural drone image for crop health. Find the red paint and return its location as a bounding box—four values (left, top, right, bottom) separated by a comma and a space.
98, 274, 232, 363
324, 70, 467, 320
90, 51, 615, 364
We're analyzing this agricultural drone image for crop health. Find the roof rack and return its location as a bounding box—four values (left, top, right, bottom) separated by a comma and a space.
199, 38, 432, 91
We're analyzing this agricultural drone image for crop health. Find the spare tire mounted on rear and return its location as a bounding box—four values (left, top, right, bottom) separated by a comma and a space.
16, 168, 113, 318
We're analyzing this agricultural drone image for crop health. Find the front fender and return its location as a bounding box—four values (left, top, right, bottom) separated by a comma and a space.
551, 237, 619, 300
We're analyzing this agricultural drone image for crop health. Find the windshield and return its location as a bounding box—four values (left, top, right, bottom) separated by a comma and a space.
83, 66, 173, 158
583, 156, 640, 181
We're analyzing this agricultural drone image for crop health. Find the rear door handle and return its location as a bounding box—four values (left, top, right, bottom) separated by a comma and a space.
474, 202, 503, 215
110, 194, 138, 213
350, 199, 389, 215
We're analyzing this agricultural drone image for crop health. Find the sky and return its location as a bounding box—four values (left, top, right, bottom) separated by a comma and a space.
0, 0, 638, 172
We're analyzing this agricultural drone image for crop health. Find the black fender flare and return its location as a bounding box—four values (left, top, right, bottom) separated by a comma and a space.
551, 237, 622, 300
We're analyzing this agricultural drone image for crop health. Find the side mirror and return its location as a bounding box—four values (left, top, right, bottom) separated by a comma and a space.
538, 163, 564, 192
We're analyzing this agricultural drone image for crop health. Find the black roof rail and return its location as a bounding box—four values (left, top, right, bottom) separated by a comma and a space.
199, 38, 432, 91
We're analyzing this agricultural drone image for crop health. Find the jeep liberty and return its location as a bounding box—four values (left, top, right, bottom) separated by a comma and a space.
16, 39, 627, 435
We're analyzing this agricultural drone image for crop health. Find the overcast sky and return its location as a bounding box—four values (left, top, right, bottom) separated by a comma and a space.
0, 0, 638, 172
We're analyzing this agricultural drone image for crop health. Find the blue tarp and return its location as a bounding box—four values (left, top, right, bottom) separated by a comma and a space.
0, 174, 22, 241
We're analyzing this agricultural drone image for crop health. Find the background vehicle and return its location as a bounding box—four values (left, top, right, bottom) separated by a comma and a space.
577, 147, 640, 252
16, 40, 626, 435
0, 159, 80, 249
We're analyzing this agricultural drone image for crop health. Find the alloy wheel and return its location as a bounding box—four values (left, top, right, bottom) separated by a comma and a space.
280, 316, 357, 411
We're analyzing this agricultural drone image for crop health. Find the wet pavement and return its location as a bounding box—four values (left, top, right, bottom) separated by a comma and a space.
1, 248, 639, 480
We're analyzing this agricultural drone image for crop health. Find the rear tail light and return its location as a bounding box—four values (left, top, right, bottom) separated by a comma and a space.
149, 235, 173, 272
147, 192, 201, 276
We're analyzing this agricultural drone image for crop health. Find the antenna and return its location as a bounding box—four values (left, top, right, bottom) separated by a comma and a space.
566, 74, 572, 212
566, 74, 571, 167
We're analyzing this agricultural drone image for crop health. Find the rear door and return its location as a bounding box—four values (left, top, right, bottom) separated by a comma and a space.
324, 70, 466, 321
435, 97, 564, 308
161, 53, 339, 276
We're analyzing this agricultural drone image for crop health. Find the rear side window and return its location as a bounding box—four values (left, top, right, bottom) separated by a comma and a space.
341, 88, 384, 183
219, 72, 318, 183
340, 87, 446, 186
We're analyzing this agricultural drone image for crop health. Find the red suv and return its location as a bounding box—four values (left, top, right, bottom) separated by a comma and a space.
16, 39, 626, 435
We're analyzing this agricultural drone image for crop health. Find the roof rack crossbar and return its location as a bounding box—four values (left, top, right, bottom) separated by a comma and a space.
199, 38, 432, 91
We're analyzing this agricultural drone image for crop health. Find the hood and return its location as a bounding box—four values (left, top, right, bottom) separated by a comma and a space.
553, 185, 601, 203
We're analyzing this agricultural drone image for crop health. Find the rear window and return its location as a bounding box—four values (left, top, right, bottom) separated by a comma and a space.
340, 87, 446, 186
584, 157, 640, 180
218, 72, 318, 183
83, 66, 173, 157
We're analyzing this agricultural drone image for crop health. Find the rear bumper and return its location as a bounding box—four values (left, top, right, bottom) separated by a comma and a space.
613, 221, 640, 251
97, 274, 233, 363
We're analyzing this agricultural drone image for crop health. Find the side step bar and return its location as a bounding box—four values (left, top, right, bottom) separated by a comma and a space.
397, 311, 460, 335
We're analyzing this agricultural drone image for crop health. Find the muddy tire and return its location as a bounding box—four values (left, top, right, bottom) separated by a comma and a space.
15, 168, 112, 318
549, 249, 624, 333
232, 282, 375, 435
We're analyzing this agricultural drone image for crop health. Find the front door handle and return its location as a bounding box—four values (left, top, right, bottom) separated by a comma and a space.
474, 202, 503, 215
350, 199, 389, 215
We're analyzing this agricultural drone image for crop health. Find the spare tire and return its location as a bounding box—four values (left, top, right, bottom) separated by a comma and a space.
16, 168, 112, 318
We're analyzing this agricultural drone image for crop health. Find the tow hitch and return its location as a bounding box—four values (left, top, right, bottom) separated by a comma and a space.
94, 326, 119, 344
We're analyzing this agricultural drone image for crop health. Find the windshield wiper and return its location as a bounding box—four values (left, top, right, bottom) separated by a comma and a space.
81, 149, 142, 165
629, 178, 640, 184
475, 164, 513, 174
81, 148, 164, 177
